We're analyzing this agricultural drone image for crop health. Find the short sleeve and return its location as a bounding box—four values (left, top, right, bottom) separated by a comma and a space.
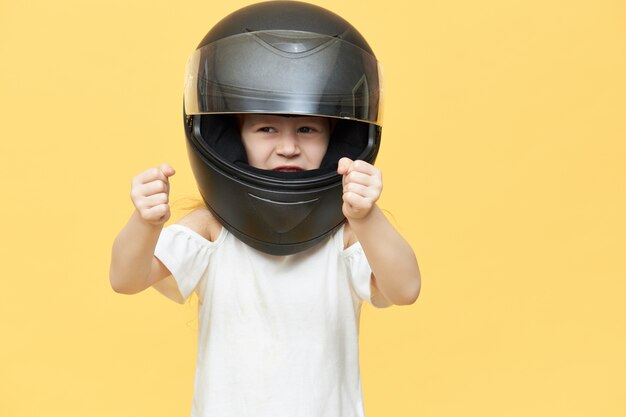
342, 241, 372, 302
339, 230, 392, 309
154, 224, 221, 301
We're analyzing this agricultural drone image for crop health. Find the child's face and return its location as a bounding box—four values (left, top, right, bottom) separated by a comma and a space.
239, 114, 331, 172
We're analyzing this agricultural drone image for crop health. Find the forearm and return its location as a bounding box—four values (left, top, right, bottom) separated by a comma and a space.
348, 205, 421, 305
109, 210, 163, 294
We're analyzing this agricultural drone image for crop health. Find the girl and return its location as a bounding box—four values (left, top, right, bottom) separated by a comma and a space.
110, 2, 420, 416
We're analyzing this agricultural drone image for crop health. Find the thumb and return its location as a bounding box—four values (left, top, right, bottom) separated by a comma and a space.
159, 163, 176, 178
337, 157, 353, 175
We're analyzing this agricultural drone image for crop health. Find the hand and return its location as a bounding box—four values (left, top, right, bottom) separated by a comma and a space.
337, 157, 382, 220
130, 163, 176, 226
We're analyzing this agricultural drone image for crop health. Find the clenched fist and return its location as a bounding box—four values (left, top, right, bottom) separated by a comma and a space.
130, 163, 176, 225
337, 157, 382, 220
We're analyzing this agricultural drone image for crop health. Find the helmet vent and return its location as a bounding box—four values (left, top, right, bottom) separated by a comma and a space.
251, 30, 334, 54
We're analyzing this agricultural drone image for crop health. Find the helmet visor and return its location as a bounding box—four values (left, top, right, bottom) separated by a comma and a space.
184, 30, 382, 125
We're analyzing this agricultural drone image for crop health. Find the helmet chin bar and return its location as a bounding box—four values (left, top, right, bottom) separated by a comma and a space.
186, 118, 345, 255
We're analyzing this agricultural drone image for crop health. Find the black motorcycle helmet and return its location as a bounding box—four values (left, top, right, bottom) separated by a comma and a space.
183, 1, 383, 255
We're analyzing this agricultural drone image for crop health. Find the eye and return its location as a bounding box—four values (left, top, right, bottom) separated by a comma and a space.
298, 126, 315, 134
257, 126, 276, 133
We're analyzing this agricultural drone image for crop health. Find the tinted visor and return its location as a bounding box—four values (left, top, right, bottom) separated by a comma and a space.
184, 30, 382, 125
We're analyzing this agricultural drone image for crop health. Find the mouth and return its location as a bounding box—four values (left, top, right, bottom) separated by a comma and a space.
273, 166, 304, 172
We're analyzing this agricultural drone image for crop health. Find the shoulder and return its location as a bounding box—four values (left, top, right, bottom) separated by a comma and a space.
342, 222, 359, 249
175, 207, 223, 242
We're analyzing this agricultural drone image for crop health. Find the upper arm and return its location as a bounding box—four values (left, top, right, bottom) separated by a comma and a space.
370, 273, 393, 308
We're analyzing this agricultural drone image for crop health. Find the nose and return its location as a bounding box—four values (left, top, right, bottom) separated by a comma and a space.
276, 132, 300, 157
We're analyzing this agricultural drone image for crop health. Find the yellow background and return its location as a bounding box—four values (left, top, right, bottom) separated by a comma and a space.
1, 0, 624, 416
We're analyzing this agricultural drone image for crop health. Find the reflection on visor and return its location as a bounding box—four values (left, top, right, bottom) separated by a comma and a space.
184, 31, 382, 125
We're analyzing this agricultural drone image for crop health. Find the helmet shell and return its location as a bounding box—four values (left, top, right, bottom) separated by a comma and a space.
184, 1, 383, 255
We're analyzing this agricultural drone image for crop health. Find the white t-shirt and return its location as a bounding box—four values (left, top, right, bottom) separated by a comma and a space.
154, 224, 381, 417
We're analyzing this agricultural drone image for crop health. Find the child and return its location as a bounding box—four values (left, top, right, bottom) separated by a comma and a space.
110, 2, 420, 417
